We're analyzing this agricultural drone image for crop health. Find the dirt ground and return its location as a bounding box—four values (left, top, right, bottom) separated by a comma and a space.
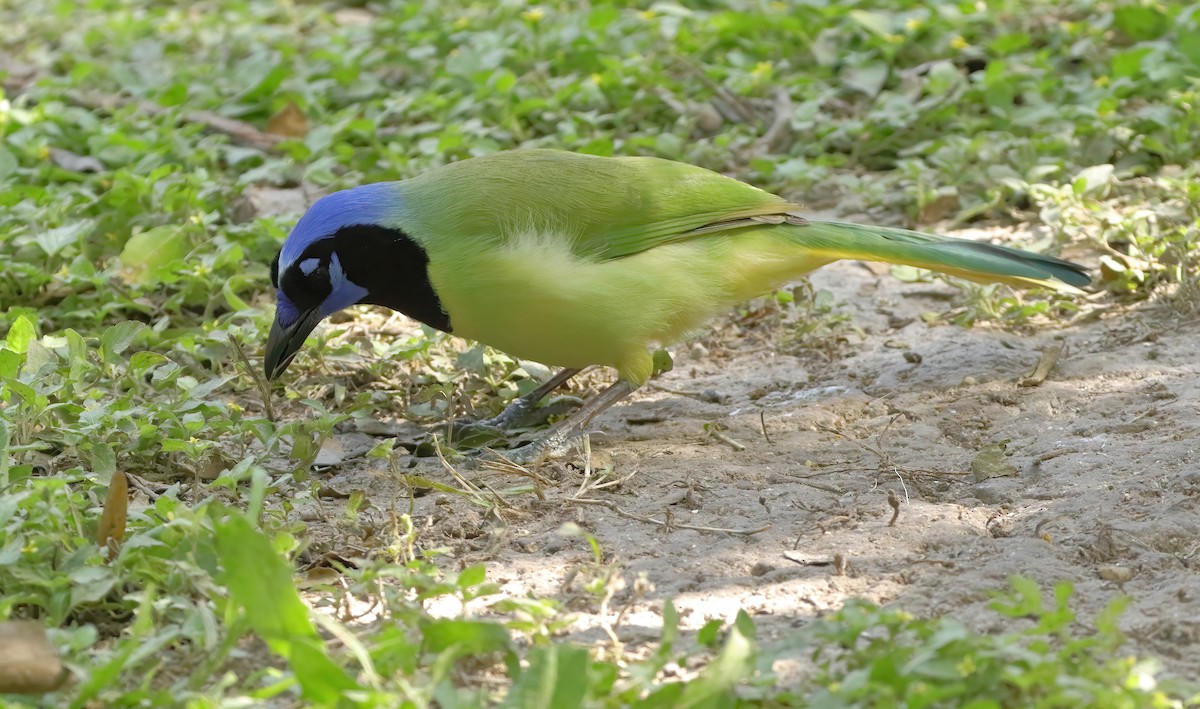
289, 224, 1200, 681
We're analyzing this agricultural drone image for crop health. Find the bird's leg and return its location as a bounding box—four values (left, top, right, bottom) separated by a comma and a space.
507, 349, 674, 462
516, 379, 638, 458
474, 366, 584, 429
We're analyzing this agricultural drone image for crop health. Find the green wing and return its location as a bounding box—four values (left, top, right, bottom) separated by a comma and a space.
399, 149, 800, 260
399, 149, 1087, 291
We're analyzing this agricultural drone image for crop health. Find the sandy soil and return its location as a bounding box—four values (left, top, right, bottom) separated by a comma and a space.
284, 225, 1200, 681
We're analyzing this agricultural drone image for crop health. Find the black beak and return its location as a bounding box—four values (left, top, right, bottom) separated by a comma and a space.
264, 308, 323, 380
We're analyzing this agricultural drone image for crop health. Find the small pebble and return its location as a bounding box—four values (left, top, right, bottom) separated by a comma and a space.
750, 561, 774, 577
1099, 565, 1135, 583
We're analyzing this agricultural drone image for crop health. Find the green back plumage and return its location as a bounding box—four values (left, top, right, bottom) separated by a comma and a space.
393, 149, 1086, 291
395, 150, 794, 259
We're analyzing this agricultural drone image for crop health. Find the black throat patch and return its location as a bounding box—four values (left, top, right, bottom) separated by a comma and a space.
323, 224, 452, 333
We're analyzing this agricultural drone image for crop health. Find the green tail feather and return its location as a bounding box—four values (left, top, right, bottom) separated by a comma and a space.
792, 220, 1090, 290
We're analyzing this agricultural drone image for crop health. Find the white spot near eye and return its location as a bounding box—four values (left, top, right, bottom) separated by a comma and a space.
329, 253, 346, 288
299, 258, 320, 275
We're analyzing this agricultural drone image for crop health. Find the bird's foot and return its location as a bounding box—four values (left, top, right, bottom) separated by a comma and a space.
428, 397, 583, 455
486, 428, 583, 467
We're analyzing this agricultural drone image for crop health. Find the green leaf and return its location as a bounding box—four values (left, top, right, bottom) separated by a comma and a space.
456, 344, 487, 373
22, 339, 54, 375
0, 147, 16, 180
3, 378, 45, 410
100, 321, 145, 360
1112, 4, 1168, 40
0, 349, 20, 379
222, 280, 250, 311
0, 420, 9, 488
89, 443, 117, 479
35, 220, 93, 257
733, 609, 756, 642
1072, 164, 1113, 197
421, 618, 511, 655
1111, 48, 1151, 79
4, 315, 36, 355
214, 510, 359, 703
679, 615, 755, 707
697, 619, 724, 648
843, 63, 889, 96
848, 9, 894, 39
1179, 28, 1200, 67
457, 564, 487, 589
129, 351, 169, 372
661, 599, 679, 649
118, 225, 191, 285
505, 644, 589, 709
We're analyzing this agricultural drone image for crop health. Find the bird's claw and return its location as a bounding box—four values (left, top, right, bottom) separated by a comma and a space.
485, 428, 586, 466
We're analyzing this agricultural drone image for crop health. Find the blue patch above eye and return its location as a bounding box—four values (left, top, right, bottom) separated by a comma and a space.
278, 182, 404, 272
275, 291, 300, 328
299, 258, 320, 275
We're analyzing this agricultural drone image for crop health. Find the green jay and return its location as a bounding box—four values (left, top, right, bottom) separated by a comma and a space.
265, 150, 1088, 453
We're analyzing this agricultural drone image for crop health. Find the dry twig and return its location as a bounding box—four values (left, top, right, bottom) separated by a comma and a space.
567, 498, 770, 536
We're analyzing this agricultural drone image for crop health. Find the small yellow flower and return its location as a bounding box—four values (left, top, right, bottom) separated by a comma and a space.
769, 1, 786, 11
1094, 75, 1110, 87
956, 655, 977, 676
453, 16, 469, 29
886, 33, 904, 44
752, 61, 773, 77
638, 9, 656, 20
950, 35, 970, 50
521, 7, 544, 22
590, 73, 604, 85
905, 17, 922, 31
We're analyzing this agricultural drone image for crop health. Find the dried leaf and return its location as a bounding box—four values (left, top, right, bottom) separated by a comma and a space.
266, 102, 309, 138
0, 621, 67, 694
971, 440, 1018, 481
298, 567, 342, 589
97, 471, 128, 559
1098, 565, 1135, 583
1019, 344, 1063, 387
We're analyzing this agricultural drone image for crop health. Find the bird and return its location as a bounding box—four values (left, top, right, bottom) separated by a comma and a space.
264, 149, 1089, 454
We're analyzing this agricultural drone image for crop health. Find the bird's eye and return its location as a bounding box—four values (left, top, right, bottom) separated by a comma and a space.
280, 250, 335, 309
288, 257, 332, 299
298, 257, 322, 277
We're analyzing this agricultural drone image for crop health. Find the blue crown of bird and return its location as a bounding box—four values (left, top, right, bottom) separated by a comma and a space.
266, 149, 1089, 454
